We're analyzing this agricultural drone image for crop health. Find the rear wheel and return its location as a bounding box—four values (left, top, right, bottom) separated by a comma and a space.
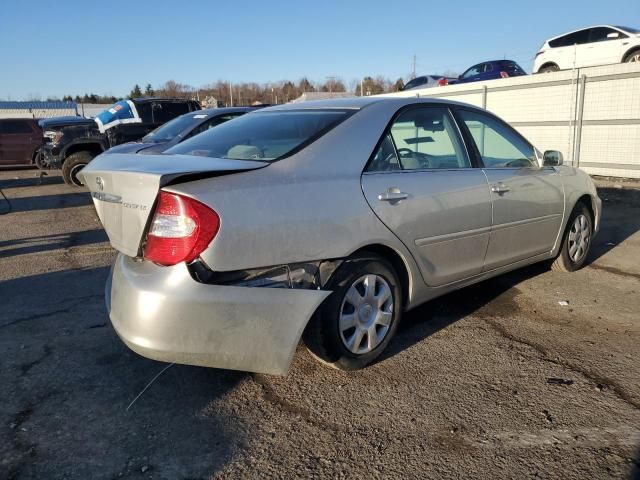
62, 151, 95, 186
551, 203, 593, 272
539, 64, 560, 73
624, 50, 640, 63
303, 253, 402, 370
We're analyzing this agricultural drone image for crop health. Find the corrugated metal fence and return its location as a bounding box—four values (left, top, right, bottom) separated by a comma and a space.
0, 101, 78, 119
385, 63, 640, 179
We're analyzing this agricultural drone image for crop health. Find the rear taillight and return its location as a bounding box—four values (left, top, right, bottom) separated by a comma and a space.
500, 71, 509, 78
437, 78, 448, 86
143, 191, 220, 266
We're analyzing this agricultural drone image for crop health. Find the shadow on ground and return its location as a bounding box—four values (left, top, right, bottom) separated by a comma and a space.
383, 262, 548, 362
590, 186, 640, 263
0, 173, 64, 189
0, 230, 108, 259
0, 266, 248, 479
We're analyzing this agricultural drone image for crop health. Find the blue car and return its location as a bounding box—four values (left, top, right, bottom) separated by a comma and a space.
446, 60, 527, 85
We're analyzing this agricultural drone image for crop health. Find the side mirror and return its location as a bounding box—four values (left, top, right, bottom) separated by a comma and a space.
543, 150, 563, 166
606, 32, 620, 39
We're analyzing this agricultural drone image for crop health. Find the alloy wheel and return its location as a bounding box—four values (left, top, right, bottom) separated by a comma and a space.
568, 214, 591, 263
339, 274, 394, 355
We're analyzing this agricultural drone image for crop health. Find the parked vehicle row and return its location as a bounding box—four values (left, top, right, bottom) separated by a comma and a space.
403, 24, 640, 90
39, 98, 200, 185
107, 107, 260, 155
81, 97, 601, 375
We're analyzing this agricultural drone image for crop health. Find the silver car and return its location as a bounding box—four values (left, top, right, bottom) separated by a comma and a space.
81, 97, 601, 375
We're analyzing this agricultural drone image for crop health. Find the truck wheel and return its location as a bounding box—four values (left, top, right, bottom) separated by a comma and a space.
303, 252, 402, 371
62, 151, 94, 186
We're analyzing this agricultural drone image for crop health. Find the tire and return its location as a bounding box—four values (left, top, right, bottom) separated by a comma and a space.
624, 50, 640, 63
539, 64, 560, 73
551, 203, 593, 272
62, 151, 94, 186
303, 252, 402, 371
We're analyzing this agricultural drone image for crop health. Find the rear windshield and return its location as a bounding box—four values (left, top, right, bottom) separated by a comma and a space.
500, 61, 526, 74
166, 110, 351, 161
142, 113, 204, 143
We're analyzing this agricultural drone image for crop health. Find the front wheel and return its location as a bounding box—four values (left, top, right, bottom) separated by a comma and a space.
551, 203, 593, 272
62, 151, 95, 186
303, 253, 402, 371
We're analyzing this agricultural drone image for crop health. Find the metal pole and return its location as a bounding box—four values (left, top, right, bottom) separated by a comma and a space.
573, 74, 587, 168
482, 85, 488, 109
229, 82, 233, 107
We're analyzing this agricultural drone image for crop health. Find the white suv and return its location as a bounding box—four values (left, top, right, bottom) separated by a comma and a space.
534, 25, 640, 73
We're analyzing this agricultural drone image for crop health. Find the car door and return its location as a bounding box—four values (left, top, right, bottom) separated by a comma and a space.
361, 105, 493, 287
570, 28, 594, 68
454, 108, 564, 271
585, 27, 629, 66
0, 119, 37, 165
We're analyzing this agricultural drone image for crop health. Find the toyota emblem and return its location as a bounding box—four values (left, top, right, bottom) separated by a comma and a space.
96, 176, 104, 191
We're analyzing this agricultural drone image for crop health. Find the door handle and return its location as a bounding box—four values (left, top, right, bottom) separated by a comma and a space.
491, 184, 510, 194
378, 187, 409, 202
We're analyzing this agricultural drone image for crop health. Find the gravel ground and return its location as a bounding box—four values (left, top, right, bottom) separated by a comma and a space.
0, 169, 639, 479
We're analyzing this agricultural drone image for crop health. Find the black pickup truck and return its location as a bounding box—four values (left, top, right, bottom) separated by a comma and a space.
39, 98, 200, 186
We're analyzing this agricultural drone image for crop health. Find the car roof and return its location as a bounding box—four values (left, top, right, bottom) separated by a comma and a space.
258, 96, 479, 112
195, 107, 257, 116
131, 97, 198, 104
547, 25, 625, 41
260, 97, 385, 111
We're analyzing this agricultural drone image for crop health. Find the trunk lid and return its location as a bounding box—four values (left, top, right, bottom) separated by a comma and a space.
80, 152, 267, 257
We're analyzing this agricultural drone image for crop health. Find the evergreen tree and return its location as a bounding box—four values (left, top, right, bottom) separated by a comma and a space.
129, 84, 142, 98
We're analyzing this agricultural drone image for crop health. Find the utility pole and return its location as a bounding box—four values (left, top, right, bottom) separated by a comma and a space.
412, 55, 416, 79
228, 82, 233, 107
360, 79, 364, 97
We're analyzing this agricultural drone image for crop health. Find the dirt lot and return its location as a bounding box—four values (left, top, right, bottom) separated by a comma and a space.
1, 169, 639, 479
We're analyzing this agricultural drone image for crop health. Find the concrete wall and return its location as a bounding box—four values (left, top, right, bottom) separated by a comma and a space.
383, 62, 640, 178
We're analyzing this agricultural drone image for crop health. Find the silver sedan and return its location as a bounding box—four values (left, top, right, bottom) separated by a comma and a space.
81, 97, 602, 375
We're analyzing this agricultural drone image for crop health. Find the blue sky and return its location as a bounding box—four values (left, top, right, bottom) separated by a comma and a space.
1, 0, 638, 99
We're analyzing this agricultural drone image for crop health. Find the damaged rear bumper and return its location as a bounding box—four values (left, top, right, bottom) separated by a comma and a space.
106, 254, 331, 375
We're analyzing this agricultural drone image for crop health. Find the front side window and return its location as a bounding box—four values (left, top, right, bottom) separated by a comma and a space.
166, 110, 350, 161
461, 65, 482, 79
380, 107, 469, 170
458, 109, 536, 168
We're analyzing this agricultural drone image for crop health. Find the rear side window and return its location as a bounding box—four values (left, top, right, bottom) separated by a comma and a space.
499, 61, 525, 74
457, 109, 536, 168
550, 29, 590, 47
1, 120, 33, 134
166, 110, 351, 161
